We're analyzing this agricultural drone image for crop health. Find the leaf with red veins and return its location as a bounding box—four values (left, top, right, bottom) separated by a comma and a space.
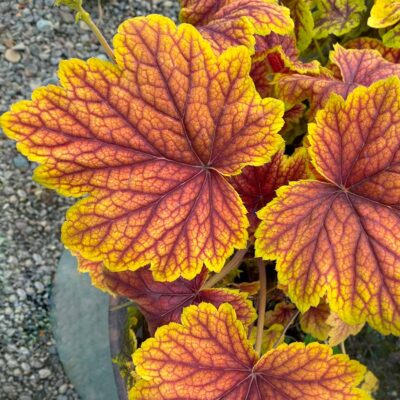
77, 255, 256, 334
132, 303, 370, 400
256, 78, 400, 335
276, 44, 400, 117
281, 0, 314, 51
229, 145, 309, 230
251, 33, 320, 98
300, 299, 331, 341
265, 301, 298, 327
179, 0, 294, 54
235, 281, 260, 296
1, 16, 285, 282
345, 37, 400, 63
312, 0, 366, 39
255, 33, 320, 74
327, 313, 365, 347
249, 323, 285, 353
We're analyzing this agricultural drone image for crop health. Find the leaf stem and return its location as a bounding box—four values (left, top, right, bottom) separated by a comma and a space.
202, 246, 249, 289
313, 38, 326, 65
79, 7, 115, 61
340, 341, 346, 354
273, 310, 299, 349
110, 300, 133, 312
255, 259, 267, 356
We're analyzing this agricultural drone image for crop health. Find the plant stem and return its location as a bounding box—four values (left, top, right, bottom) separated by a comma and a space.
313, 38, 326, 64
110, 300, 132, 311
79, 5, 115, 61
202, 246, 249, 289
340, 341, 346, 354
273, 310, 299, 348
255, 259, 267, 356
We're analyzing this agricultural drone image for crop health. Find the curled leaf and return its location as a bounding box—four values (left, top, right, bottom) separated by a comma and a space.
179, 0, 294, 53
1, 16, 284, 282
345, 37, 400, 63
327, 313, 364, 347
78, 255, 256, 334
276, 44, 400, 116
368, 1, 400, 47
132, 303, 370, 399
264, 301, 297, 327
249, 323, 285, 353
256, 78, 400, 335
229, 145, 309, 230
300, 299, 330, 341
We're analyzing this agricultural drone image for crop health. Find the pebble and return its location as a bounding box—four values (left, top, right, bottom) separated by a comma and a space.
59, 383, 68, 394
36, 19, 54, 33
17, 288, 27, 301
34, 281, 45, 293
13, 154, 29, 171
5, 49, 21, 63
38, 368, 51, 379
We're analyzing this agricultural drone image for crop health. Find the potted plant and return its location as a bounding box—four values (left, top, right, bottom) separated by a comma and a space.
2, 0, 400, 398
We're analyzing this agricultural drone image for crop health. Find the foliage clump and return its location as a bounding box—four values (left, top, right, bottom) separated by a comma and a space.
2, 0, 400, 398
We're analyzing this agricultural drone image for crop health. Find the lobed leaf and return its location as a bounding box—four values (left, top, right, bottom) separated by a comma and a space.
78, 255, 256, 334
179, 0, 294, 54
264, 301, 297, 327
282, 0, 314, 51
300, 299, 330, 341
249, 323, 285, 353
0, 16, 285, 282
229, 145, 309, 230
312, 0, 366, 39
276, 44, 400, 117
368, 1, 400, 48
256, 78, 400, 335
345, 37, 400, 63
327, 313, 364, 347
250, 33, 320, 98
368, 0, 400, 29
131, 303, 370, 399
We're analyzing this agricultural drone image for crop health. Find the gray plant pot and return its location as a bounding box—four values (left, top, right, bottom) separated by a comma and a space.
51, 250, 128, 400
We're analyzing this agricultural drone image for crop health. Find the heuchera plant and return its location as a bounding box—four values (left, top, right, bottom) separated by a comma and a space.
2, 0, 400, 398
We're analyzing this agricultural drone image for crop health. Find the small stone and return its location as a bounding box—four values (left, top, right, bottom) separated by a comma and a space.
12, 43, 26, 51
36, 19, 53, 33
33, 254, 43, 264
17, 288, 27, 300
5, 48, 21, 63
34, 281, 45, 293
21, 362, 31, 374
57, 396, 68, 400
3, 384, 16, 395
17, 189, 27, 200
31, 359, 43, 369
13, 154, 29, 171
58, 384, 68, 394
15, 219, 28, 230
20, 395, 32, 400
38, 368, 51, 379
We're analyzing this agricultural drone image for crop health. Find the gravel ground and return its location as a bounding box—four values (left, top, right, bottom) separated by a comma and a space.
0, 0, 179, 399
